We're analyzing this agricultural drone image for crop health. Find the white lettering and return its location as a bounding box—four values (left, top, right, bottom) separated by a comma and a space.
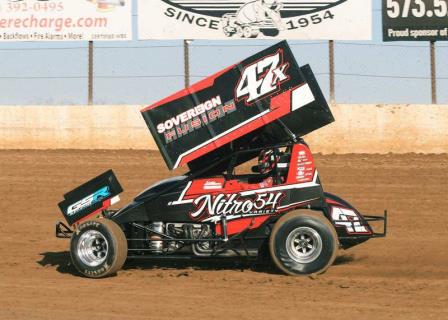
157, 95, 222, 133
236, 51, 289, 104
190, 192, 283, 220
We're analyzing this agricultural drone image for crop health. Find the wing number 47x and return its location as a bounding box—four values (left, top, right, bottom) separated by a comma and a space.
235, 50, 289, 105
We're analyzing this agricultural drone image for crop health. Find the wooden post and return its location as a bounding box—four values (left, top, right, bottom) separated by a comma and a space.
184, 40, 190, 88
329, 40, 335, 104
430, 41, 437, 104
88, 41, 93, 105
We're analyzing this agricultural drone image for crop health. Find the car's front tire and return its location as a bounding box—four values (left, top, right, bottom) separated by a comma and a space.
269, 210, 338, 275
70, 218, 127, 278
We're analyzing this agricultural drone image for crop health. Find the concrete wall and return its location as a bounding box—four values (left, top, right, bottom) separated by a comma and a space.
0, 105, 156, 150
1, 104, 447, 153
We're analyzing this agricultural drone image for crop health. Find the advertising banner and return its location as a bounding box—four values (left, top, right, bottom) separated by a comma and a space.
141, 41, 334, 170
0, 0, 132, 41
138, 0, 372, 40
383, 0, 448, 41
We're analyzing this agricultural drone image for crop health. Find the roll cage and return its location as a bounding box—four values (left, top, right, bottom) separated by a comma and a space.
135, 140, 299, 204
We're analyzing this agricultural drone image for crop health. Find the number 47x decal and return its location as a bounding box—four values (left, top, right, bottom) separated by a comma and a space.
235, 49, 290, 105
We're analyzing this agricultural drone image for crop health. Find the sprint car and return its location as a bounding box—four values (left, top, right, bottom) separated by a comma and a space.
222, 13, 280, 38
56, 42, 386, 278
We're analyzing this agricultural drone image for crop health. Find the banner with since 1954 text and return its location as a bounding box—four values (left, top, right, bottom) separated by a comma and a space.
138, 0, 372, 40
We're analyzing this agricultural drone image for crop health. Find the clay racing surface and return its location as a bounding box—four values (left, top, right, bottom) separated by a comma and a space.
0, 150, 447, 319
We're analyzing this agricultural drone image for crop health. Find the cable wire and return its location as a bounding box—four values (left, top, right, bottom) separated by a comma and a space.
1, 72, 446, 80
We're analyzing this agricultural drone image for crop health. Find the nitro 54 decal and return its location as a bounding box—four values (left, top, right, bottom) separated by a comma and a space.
66, 186, 111, 216
236, 49, 289, 105
190, 192, 284, 222
331, 207, 371, 234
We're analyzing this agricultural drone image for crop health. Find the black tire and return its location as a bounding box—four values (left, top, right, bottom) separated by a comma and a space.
70, 219, 127, 278
269, 210, 338, 276
261, 29, 280, 37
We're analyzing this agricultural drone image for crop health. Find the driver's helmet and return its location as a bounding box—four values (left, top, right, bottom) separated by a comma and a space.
258, 148, 279, 175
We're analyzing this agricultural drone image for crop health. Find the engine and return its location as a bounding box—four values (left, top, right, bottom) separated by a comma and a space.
128, 222, 215, 255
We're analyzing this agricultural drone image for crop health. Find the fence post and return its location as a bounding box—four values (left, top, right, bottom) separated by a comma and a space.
430, 41, 437, 104
184, 40, 191, 88
88, 41, 93, 105
329, 40, 335, 104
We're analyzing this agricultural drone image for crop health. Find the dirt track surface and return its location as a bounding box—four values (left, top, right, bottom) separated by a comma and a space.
0, 150, 447, 320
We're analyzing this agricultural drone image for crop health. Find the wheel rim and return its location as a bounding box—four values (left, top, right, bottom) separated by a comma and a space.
77, 230, 109, 267
235, 26, 243, 37
285, 227, 322, 264
243, 27, 251, 38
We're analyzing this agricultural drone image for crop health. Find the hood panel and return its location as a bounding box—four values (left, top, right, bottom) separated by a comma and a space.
134, 176, 187, 202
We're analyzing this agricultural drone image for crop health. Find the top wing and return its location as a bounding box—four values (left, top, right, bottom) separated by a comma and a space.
141, 41, 334, 170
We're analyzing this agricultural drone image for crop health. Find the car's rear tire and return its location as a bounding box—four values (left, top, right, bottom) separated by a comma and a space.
269, 210, 338, 276
70, 218, 127, 278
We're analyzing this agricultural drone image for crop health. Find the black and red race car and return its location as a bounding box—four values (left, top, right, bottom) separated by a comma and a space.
56, 41, 386, 278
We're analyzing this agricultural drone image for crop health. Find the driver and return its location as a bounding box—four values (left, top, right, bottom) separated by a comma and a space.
258, 148, 290, 184
258, 148, 279, 176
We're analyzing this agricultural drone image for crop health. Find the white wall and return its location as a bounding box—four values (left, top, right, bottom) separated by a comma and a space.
1, 104, 447, 153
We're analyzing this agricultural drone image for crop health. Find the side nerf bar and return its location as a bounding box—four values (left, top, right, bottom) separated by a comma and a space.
363, 210, 388, 238
336, 210, 388, 240
55, 209, 120, 239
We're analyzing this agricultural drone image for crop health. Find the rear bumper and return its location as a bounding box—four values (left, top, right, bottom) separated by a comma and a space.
363, 210, 388, 238
56, 221, 73, 239
337, 210, 388, 241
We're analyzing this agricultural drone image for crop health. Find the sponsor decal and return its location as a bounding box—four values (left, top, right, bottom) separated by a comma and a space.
286, 144, 315, 183
190, 192, 284, 221
157, 96, 237, 143
203, 180, 223, 190
295, 149, 313, 182
382, 0, 448, 41
331, 207, 370, 234
66, 186, 111, 216
235, 49, 289, 105
0, 0, 132, 42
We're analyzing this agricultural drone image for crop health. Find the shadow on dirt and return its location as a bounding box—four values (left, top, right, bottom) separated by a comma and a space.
123, 257, 281, 275
333, 254, 365, 266
37, 251, 78, 275
37, 251, 360, 277
37, 251, 280, 276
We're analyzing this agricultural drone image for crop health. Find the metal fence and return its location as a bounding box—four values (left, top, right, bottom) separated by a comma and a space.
0, 0, 447, 106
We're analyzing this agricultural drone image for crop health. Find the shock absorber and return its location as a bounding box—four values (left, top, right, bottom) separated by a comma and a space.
221, 215, 229, 242
149, 222, 164, 253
